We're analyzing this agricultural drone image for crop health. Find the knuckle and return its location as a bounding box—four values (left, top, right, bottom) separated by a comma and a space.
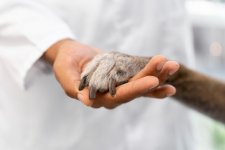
148, 76, 159, 84
154, 55, 166, 60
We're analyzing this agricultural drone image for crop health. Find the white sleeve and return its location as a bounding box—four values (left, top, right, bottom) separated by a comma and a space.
0, 0, 75, 88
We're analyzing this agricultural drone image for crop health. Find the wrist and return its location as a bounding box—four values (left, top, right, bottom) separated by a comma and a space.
42, 38, 75, 65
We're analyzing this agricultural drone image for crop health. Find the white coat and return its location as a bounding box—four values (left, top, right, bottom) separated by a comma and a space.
0, 0, 196, 149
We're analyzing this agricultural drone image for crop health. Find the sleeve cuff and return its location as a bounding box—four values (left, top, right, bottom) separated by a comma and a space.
18, 33, 75, 90
0, 0, 76, 89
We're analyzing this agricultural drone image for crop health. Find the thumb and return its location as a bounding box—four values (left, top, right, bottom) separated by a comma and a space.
130, 55, 167, 81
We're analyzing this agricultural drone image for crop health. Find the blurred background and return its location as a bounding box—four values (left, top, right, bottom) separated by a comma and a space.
186, 0, 225, 150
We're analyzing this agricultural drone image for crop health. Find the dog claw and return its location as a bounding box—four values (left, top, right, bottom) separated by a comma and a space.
79, 75, 88, 91
89, 86, 97, 99
109, 78, 116, 96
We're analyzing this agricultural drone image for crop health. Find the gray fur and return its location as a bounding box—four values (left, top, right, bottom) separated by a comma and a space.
79, 52, 149, 99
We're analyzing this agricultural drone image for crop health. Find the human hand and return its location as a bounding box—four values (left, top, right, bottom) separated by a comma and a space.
43, 40, 179, 109
44, 39, 170, 107
78, 52, 180, 109
43, 39, 101, 99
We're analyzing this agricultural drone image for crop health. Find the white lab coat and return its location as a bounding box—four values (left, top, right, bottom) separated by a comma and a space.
0, 0, 196, 150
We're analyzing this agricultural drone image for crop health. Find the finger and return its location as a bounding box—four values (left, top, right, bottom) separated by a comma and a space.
131, 55, 167, 81
144, 84, 176, 99
102, 76, 159, 106
79, 76, 159, 107
158, 61, 180, 84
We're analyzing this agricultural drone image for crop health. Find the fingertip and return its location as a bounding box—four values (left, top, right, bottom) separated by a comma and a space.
149, 55, 167, 67
169, 62, 180, 76
144, 84, 176, 99
145, 76, 159, 88
131, 55, 168, 81
78, 90, 94, 107
166, 85, 176, 96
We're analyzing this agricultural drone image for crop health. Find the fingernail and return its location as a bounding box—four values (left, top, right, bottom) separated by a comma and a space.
157, 62, 165, 71
169, 69, 177, 76
77, 93, 84, 102
148, 85, 158, 92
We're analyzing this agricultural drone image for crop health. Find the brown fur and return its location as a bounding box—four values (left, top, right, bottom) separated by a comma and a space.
166, 64, 225, 123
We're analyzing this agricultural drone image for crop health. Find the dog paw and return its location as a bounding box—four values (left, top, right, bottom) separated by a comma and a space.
79, 52, 149, 99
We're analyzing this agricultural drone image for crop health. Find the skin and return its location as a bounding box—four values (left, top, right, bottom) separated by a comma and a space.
43, 39, 179, 109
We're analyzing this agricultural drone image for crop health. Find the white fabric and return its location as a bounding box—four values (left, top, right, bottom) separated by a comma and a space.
0, 0, 196, 150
